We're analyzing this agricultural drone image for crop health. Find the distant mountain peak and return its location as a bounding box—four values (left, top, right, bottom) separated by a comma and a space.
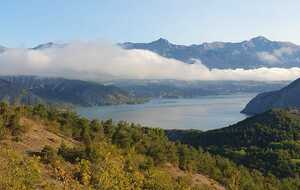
32, 42, 66, 50
249, 36, 270, 43
151, 38, 172, 45
157, 38, 169, 42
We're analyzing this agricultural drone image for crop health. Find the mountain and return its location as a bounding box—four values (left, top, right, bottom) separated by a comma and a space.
242, 78, 300, 115
0, 76, 142, 106
4, 37, 300, 69
167, 109, 300, 178
122, 36, 300, 69
0, 78, 41, 104
0, 103, 227, 189
168, 109, 300, 148
114, 79, 287, 98
2, 103, 299, 189
32, 42, 66, 50
0, 76, 287, 107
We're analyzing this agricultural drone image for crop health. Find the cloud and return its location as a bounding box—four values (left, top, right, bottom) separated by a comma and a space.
257, 47, 296, 64
273, 47, 295, 57
0, 41, 300, 81
257, 52, 280, 64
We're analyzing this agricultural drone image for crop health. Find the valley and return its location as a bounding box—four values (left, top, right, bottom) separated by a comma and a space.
2, 100, 300, 189
2, 1, 300, 189
76, 93, 255, 130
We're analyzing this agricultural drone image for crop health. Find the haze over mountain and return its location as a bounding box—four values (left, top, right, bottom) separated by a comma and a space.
122, 36, 300, 69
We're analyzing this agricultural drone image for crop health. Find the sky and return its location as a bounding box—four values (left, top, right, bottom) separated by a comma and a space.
1, 0, 300, 82
1, 0, 300, 47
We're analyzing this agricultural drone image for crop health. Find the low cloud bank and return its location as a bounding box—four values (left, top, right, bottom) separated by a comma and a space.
0, 41, 300, 81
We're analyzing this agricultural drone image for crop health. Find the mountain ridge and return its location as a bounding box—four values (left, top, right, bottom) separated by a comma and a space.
122, 36, 300, 69
3, 36, 300, 69
242, 77, 300, 115
0, 76, 143, 106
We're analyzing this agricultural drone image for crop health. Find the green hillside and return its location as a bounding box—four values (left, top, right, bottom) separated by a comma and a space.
1, 103, 299, 189
167, 109, 300, 180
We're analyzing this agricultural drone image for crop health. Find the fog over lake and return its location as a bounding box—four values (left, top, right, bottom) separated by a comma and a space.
76, 93, 256, 130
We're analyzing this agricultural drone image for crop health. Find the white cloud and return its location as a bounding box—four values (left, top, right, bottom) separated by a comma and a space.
0, 41, 300, 81
257, 47, 296, 64
273, 47, 295, 57
257, 52, 280, 64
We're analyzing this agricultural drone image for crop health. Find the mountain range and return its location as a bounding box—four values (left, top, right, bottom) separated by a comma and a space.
114, 79, 287, 98
122, 36, 300, 69
0, 76, 287, 105
0, 76, 142, 106
2, 36, 300, 70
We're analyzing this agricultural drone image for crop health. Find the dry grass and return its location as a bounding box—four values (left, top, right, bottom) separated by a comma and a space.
0, 117, 82, 190
164, 163, 226, 190
0, 117, 79, 154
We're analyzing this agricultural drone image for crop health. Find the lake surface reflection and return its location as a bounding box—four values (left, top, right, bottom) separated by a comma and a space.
76, 93, 256, 130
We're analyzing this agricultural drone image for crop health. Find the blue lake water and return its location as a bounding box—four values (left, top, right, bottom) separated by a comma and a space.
76, 93, 256, 131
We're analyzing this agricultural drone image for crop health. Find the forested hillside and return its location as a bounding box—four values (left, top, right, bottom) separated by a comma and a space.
167, 108, 300, 183
0, 103, 300, 189
0, 76, 145, 107
242, 77, 300, 115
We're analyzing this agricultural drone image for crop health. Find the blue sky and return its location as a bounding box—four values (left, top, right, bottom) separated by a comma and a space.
1, 0, 300, 47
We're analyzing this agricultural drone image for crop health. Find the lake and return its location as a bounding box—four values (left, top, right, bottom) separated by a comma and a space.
76, 93, 256, 131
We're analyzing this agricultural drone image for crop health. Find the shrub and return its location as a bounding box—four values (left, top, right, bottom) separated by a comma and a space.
40, 145, 58, 164
0, 148, 41, 190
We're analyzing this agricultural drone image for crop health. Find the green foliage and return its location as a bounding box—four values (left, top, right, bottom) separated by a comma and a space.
182, 109, 300, 148
58, 142, 86, 163
30, 104, 300, 190
169, 109, 300, 181
0, 117, 5, 139
0, 148, 41, 190
0, 102, 30, 138
3, 103, 300, 189
40, 145, 58, 164
143, 169, 174, 190
78, 159, 92, 186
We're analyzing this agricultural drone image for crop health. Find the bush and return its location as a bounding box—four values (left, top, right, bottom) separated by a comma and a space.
40, 145, 58, 164
0, 148, 41, 189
